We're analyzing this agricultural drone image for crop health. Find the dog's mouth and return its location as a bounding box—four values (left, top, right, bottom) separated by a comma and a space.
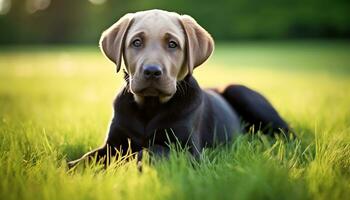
129, 77, 176, 103
137, 87, 173, 97
140, 87, 161, 96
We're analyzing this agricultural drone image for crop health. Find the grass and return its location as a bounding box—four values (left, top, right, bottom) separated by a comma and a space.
1, 41, 350, 200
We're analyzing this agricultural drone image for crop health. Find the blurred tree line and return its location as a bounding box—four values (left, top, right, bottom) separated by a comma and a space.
0, 0, 349, 44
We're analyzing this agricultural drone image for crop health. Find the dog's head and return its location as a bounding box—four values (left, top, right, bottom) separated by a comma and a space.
100, 9, 214, 104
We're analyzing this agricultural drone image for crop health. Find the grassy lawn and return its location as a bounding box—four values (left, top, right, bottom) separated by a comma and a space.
0, 41, 349, 200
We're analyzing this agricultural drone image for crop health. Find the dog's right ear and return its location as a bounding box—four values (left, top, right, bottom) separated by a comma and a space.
99, 13, 134, 73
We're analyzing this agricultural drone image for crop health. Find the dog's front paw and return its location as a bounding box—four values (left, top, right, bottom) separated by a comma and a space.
67, 159, 80, 169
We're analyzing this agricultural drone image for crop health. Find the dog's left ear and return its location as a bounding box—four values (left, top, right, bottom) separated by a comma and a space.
99, 13, 134, 73
179, 15, 214, 75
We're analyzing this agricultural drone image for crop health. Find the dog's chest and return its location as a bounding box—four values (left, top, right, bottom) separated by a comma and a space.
118, 113, 194, 147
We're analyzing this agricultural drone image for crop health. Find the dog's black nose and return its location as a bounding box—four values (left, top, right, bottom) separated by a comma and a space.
143, 65, 162, 79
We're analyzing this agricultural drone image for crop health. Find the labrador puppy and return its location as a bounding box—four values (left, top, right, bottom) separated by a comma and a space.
68, 9, 289, 167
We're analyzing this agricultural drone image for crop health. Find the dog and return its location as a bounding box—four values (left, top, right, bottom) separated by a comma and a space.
68, 9, 289, 168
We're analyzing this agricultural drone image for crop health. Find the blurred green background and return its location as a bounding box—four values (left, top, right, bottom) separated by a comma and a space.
0, 0, 350, 44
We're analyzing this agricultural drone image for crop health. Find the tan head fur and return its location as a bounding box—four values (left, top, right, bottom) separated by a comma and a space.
99, 9, 214, 104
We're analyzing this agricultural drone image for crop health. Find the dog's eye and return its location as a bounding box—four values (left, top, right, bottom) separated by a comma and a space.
168, 41, 178, 49
132, 39, 142, 48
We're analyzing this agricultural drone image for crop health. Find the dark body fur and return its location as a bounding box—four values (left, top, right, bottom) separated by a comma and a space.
68, 75, 289, 167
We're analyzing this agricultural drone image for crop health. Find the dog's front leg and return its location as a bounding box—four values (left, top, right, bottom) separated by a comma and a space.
67, 145, 113, 169
67, 117, 123, 169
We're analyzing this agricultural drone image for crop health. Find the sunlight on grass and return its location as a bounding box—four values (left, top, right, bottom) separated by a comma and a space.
0, 42, 350, 200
